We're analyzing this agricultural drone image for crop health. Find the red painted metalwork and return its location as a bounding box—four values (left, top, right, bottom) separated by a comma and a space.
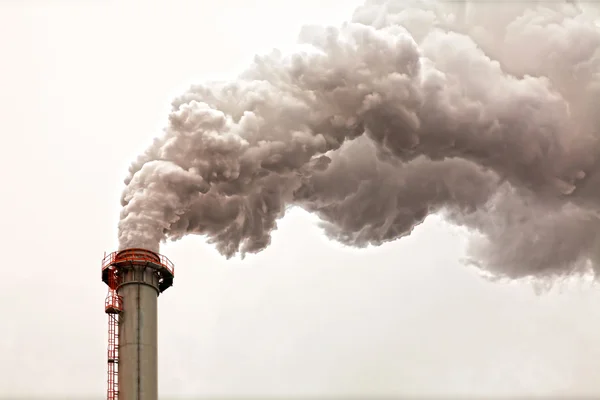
104, 267, 122, 400
101, 248, 175, 400
102, 248, 175, 276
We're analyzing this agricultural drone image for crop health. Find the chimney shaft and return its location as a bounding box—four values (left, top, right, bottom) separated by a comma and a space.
102, 248, 175, 400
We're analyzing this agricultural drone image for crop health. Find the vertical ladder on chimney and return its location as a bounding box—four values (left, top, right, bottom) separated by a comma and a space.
105, 267, 122, 400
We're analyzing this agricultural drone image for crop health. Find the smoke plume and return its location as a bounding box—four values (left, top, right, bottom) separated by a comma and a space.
119, 0, 600, 279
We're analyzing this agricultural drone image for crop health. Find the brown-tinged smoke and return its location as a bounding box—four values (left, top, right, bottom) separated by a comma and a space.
119, 0, 600, 279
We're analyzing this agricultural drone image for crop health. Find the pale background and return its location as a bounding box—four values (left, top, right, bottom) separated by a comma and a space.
2, 0, 600, 398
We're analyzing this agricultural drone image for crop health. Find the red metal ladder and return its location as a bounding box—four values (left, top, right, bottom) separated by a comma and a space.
105, 268, 122, 400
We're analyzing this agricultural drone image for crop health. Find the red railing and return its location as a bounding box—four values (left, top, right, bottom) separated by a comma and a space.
105, 293, 123, 311
101, 249, 175, 275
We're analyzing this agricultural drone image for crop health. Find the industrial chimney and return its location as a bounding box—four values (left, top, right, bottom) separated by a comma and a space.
102, 248, 175, 400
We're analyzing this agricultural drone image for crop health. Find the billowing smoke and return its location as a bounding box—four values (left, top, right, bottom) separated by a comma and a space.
119, 0, 600, 279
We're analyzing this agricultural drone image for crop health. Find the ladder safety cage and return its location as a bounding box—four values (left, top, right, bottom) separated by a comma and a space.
104, 267, 122, 400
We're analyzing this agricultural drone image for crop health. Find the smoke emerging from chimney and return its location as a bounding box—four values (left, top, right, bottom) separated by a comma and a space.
118, 0, 600, 279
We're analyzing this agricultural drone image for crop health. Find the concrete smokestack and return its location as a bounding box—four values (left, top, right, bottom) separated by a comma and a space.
102, 248, 175, 400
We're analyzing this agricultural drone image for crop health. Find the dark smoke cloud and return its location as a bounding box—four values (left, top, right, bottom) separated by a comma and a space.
119, 0, 600, 279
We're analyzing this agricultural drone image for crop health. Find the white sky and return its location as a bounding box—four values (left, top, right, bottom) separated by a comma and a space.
3, 0, 600, 398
